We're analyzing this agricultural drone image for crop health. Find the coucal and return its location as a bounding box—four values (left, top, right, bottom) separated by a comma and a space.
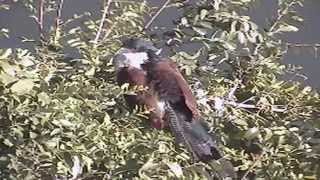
113, 45, 164, 129
113, 38, 235, 179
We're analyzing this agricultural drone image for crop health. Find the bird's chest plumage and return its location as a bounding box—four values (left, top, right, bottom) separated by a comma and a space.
116, 67, 146, 86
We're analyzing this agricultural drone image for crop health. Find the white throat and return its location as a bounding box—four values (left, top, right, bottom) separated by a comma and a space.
123, 52, 148, 69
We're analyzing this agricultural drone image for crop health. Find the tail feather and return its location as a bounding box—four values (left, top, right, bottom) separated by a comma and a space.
165, 102, 198, 159
164, 102, 236, 179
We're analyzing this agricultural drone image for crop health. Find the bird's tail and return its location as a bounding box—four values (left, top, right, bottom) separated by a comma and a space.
165, 103, 236, 179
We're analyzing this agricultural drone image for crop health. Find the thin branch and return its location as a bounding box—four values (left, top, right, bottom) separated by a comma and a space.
225, 101, 287, 113
227, 82, 240, 100
53, 0, 64, 44
92, 0, 112, 47
144, 0, 171, 30
287, 43, 320, 48
34, 0, 45, 41
287, 42, 320, 58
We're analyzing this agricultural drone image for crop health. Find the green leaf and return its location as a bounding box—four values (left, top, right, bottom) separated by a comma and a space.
0, 48, 12, 59
85, 67, 95, 76
45, 139, 58, 148
82, 155, 93, 172
0, 71, 17, 85
37, 92, 51, 106
59, 119, 74, 128
237, 31, 246, 44
10, 79, 35, 95
166, 162, 183, 178
0, 60, 19, 76
3, 139, 14, 147
103, 113, 111, 125
192, 27, 208, 36
200, 9, 208, 19
276, 24, 299, 33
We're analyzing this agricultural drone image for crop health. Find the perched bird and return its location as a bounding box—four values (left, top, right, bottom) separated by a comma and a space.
113, 46, 165, 129
113, 38, 235, 179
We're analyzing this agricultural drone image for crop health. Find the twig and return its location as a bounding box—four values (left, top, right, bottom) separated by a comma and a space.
144, 0, 171, 30
286, 42, 320, 58
34, 0, 45, 41
287, 43, 320, 48
53, 0, 64, 44
227, 82, 240, 100
225, 101, 287, 113
92, 0, 112, 47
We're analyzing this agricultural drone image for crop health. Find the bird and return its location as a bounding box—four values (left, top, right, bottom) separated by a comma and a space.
113, 45, 165, 129
113, 37, 235, 179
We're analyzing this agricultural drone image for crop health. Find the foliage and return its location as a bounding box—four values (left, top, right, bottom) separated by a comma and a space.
0, 0, 319, 179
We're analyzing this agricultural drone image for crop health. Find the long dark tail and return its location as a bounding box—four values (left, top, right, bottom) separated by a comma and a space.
165, 103, 236, 179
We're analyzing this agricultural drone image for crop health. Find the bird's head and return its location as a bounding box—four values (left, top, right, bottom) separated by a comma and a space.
113, 37, 162, 70
122, 37, 162, 56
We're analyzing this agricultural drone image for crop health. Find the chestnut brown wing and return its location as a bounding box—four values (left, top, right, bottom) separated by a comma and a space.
144, 59, 200, 120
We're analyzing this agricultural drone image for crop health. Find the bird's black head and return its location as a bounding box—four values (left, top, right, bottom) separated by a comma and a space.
121, 37, 161, 58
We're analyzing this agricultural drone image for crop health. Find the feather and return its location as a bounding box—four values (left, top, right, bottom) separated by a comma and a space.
165, 102, 236, 179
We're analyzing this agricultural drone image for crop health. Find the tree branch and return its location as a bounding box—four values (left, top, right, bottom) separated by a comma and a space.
35, 0, 45, 41
144, 0, 171, 30
287, 42, 320, 58
92, 0, 112, 47
53, 0, 64, 44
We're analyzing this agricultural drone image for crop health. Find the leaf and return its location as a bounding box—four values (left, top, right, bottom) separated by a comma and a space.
301, 86, 312, 94
50, 129, 61, 136
3, 139, 13, 147
103, 113, 111, 125
19, 57, 35, 67
200, 9, 208, 19
199, 22, 213, 29
37, 92, 51, 106
237, 31, 246, 44
140, 158, 157, 171
45, 139, 57, 148
276, 24, 299, 33
0, 60, 19, 76
59, 119, 74, 127
181, 17, 188, 26
81, 155, 93, 172
264, 128, 273, 140
0, 71, 17, 85
166, 162, 183, 178
85, 67, 95, 76
192, 27, 208, 36
0, 48, 12, 59
10, 79, 35, 95
30, 132, 38, 139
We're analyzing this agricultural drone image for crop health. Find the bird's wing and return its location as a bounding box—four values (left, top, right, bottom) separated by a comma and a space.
144, 58, 200, 119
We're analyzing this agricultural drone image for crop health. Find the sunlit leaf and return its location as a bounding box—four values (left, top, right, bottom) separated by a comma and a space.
10, 79, 35, 95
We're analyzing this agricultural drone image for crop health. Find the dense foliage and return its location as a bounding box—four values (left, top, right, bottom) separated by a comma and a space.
0, 0, 319, 179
